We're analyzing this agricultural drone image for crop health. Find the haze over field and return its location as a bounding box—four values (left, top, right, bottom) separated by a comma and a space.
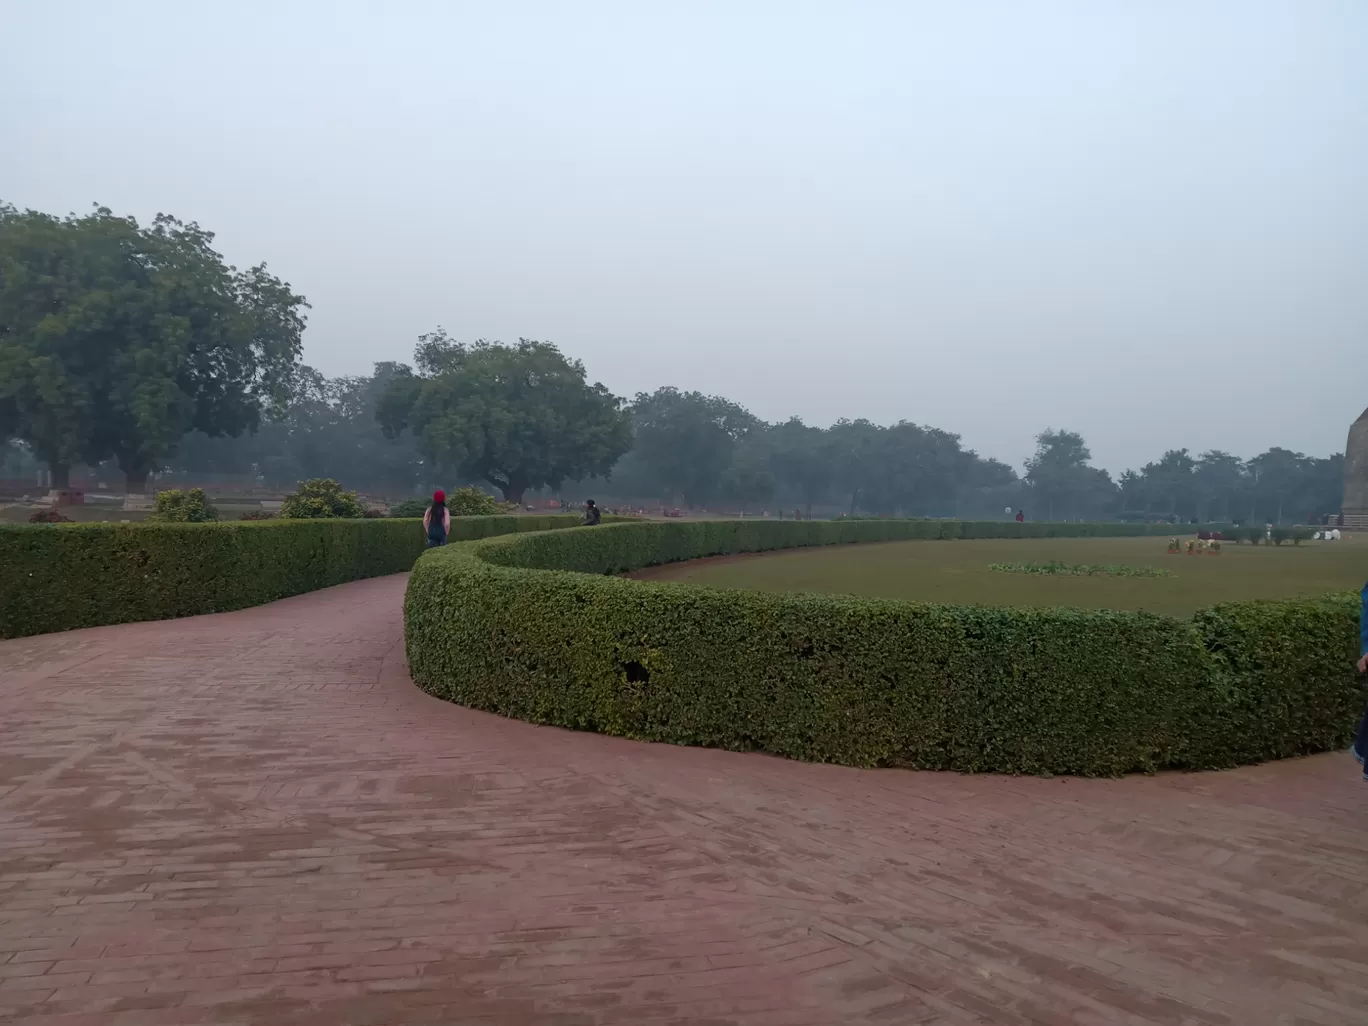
3, 1, 1365, 472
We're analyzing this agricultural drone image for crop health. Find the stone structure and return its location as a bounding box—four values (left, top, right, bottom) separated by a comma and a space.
1343, 406, 1368, 530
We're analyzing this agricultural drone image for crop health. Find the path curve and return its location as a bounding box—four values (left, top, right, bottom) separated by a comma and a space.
1, 575, 1365, 1026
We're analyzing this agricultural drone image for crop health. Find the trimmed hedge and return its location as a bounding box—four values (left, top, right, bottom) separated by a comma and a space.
405, 519, 1363, 776
0, 514, 602, 640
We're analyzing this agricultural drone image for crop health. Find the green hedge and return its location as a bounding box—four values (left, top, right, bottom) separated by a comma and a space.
404, 519, 1363, 776
0, 514, 601, 640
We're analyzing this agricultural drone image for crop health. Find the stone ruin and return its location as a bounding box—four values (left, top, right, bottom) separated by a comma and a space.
1343, 406, 1368, 531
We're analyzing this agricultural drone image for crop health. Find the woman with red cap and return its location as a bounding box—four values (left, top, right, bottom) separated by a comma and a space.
422, 490, 450, 547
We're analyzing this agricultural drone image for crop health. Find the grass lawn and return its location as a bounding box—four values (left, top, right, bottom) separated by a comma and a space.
629, 535, 1368, 615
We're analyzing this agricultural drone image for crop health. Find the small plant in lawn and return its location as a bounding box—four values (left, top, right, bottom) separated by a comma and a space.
279, 478, 366, 519
988, 561, 1172, 578
27, 508, 71, 523
147, 488, 219, 522
238, 509, 274, 521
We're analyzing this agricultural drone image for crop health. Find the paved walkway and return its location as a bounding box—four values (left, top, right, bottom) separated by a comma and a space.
1, 576, 1366, 1026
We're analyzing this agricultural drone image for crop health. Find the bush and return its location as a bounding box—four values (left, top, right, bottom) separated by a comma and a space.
279, 478, 365, 519
147, 487, 219, 522
448, 486, 504, 516
404, 519, 1362, 777
27, 508, 71, 523
389, 497, 429, 519
238, 509, 274, 521
389, 489, 505, 519
1270, 526, 1291, 546
0, 513, 601, 640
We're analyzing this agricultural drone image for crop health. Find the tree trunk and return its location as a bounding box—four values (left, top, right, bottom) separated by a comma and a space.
124, 466, 151, 494
48, 462, 70, 490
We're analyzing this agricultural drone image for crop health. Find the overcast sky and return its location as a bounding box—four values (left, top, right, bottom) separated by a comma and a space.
4, 1, 1365, 473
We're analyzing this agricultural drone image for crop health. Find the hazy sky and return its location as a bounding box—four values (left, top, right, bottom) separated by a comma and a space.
5, 1, 1365, 473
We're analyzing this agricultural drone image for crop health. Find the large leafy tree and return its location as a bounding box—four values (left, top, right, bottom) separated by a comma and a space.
766, 417, 837, 516
1024, 429, 1117, 520
629, 387, 758, 506
378, 331, 630, 503
0, 202, 307, 491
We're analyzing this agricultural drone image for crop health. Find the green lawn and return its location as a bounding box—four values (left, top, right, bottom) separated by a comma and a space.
631, 536, 1368, 615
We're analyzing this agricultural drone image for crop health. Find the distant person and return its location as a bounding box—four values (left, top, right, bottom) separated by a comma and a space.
1352, 580, 1368, 782
1015, 509, 1025, 523
583, 499, 601, 526
423, 490, 450, 547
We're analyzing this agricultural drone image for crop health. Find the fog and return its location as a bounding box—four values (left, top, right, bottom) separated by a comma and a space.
4, 1, 1365, 472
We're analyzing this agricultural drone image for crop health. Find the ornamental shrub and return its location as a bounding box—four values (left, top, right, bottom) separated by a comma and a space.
448, 486, 504, 516
148, 487, 219, 522
389, 497, 429, 518
279, 478, 365, 519
404, 519, 1362, 776
0, 513, 601, 639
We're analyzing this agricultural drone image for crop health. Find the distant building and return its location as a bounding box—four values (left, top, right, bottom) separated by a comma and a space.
1343, 406, 1368, 531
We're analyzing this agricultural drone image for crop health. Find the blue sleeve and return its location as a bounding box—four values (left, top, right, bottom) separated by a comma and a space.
1361, 582, 1368, 657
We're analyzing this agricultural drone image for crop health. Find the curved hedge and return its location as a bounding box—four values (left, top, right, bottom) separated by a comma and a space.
0, 514, 601, 640
404, 519, 1363, 776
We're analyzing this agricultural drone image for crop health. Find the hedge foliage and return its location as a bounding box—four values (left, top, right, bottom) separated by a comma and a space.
405, 518, 1363, 776
0, 514, 598, 639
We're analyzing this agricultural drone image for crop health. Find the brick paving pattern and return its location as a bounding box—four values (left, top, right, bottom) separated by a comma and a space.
1, 573, 1366, 1025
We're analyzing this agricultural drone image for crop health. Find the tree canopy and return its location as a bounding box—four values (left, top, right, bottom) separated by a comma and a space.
377, 331, 631, 503
0, 202, 307, 490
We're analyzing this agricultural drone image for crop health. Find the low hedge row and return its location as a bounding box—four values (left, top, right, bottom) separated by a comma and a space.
405, 519, 1363, 775
0, 514, 599, 640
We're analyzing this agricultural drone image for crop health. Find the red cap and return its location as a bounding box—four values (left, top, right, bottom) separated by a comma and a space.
433, 490, 445, 504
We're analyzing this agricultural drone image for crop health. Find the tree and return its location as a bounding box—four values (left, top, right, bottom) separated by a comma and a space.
0, 202, 307, 491
628, 387, 758, 506
766, 418, 837, 516
1024, 429, 1117, 520
1139, 449, 1196, 519
1247, 447, 1309, 525
721, 431, 776, 512
1192, 450, 1245, 522
379, 333, 630, 504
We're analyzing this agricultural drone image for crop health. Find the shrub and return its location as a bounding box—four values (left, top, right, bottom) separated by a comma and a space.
238, 509, 274, 521
404, 519, 1362, 777
1289, 527, 1312, 546
389, 489, 505, 519
279, 478, 365, 519
0, 513, 597, 640
27, 508, 71, 523
448, 486, 504, 516
1270, 526, 1291, 546
147, 487, 219, 522
389, 498, 429, 519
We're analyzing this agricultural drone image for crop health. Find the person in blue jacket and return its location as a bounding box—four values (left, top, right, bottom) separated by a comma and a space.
1353, 580, 1368, 780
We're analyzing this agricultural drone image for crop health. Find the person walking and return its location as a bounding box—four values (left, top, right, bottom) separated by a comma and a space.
1015, 509, 1025, 523
1352, 580, 1368, 781
583, 499, 601, 526
423, 490, 450, 547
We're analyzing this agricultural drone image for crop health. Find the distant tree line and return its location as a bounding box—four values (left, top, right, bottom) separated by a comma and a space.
0, 202, 1347, 522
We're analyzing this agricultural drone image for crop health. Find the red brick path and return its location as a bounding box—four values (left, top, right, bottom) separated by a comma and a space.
2, 575, 1366, 1026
